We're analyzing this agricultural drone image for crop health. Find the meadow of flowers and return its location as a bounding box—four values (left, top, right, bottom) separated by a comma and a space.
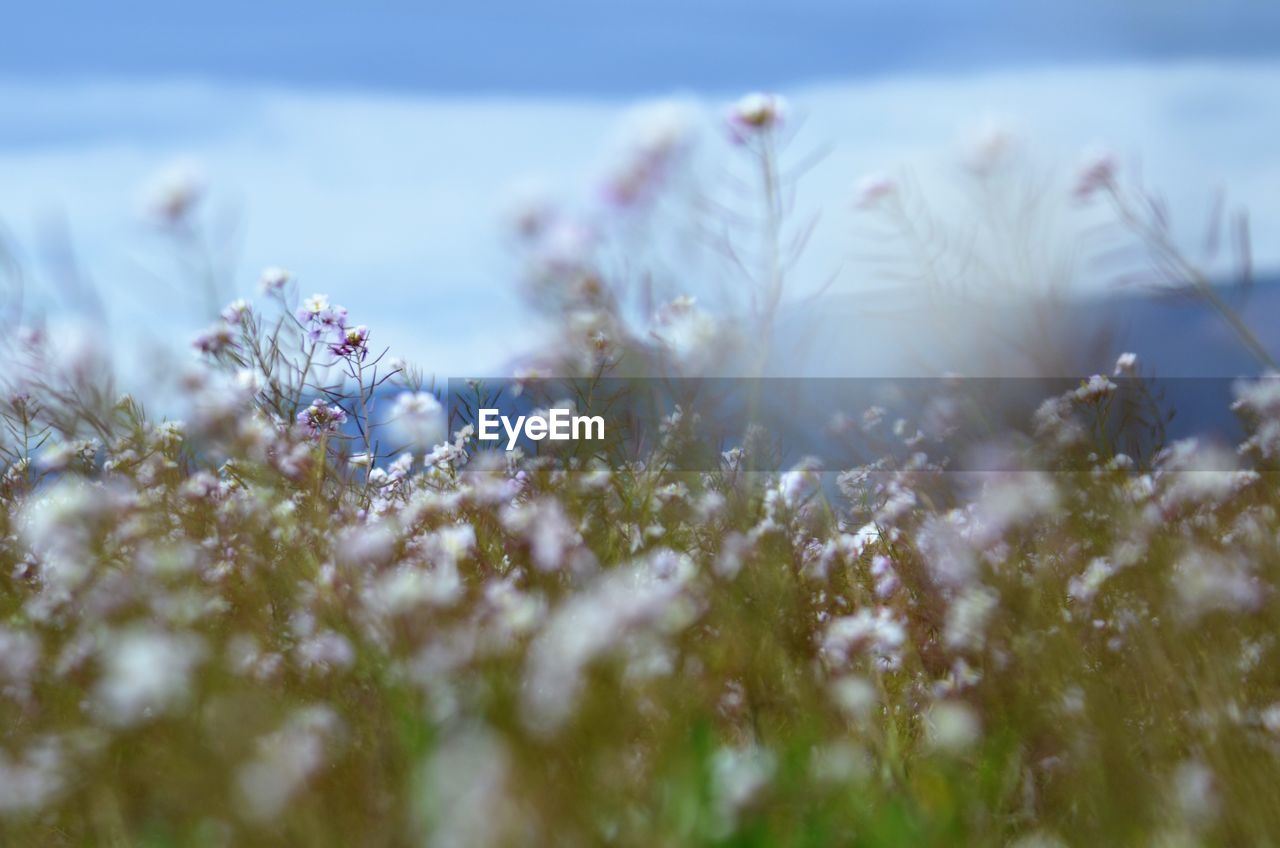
2, 93, 1280, 846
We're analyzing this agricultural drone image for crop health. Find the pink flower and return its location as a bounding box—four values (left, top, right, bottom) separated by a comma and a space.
602, 101, 695, 208
853, 173, 898, 209
603, 160, 661, 208
296, 399, 348, 437
1074, 150, 1117, 201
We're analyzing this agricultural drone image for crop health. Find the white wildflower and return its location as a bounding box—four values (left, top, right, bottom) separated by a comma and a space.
711, 746, 774, 834
421, 728, 522, 848
831, 676, 878, 722
522, 549, 696, 733
95, 628, 206, 726
391, 391, 447, 451
1172, 549, 1259, 621
925, 701, 981, 753
1068, 557, 1116, 605
236, 707, 341, 823
726, 92, 786, 139
141, 158, 204, 225
1113, 352, 1138, 376
651, 295, 719, 369
0, 738, 65, 813
915, 514, 978, 589
259, 265, 292, 293
1171, 760, 1218, 826
962, 120, 1017, 174
853, 173, 897, 209
822, 607, 907, 670
1073, 375, 1117, 403
944, 586, 999, 651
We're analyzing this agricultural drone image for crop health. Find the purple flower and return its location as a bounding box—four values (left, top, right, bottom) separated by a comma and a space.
296, 399, 348, 437
297, 293, 354, 347
221, 299, 251, 325
329, 325, 370, 359
319, 306, 348, 333
296, 294, 331, 325
259, 266, 292, 294
193, 323, 236, 355
603, 160, 661, 208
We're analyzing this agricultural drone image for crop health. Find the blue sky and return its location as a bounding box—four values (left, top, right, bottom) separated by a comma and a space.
2, 3, 1279, 376
6, 1, 1280, 94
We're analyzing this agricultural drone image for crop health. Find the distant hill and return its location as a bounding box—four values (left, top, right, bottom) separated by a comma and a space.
776, 276, 1280, 377
770, 276, 1280, 449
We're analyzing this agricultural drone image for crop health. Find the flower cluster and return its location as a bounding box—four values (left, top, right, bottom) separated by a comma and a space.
295, 398, 348, 437
297, 294, 369, 360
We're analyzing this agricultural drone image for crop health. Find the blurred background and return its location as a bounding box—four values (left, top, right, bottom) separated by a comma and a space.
2, 0, 1279, 377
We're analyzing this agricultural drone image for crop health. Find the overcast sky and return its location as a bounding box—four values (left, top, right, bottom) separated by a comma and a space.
6, 1, 1279, 94
2, 2, 1278, 375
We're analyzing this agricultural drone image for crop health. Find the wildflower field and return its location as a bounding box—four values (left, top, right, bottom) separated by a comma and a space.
4, 93, 1280, 847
